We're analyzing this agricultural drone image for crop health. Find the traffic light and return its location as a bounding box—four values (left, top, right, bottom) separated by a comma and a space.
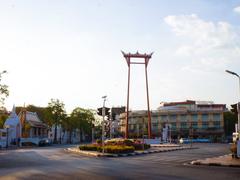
97, 107, 110, 117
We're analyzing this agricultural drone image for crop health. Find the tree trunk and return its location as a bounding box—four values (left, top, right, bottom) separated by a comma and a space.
69, 130, 72, 144
62, 131, 65, 144
81, 128, 84, 142
54, 125, 57, 144
79, 129, 82, 143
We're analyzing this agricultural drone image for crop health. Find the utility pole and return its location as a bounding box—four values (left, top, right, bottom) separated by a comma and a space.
109, 108, 112, 139
101, 96, 107, 154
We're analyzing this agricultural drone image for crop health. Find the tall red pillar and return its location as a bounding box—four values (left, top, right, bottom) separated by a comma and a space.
122, 51, 153, 139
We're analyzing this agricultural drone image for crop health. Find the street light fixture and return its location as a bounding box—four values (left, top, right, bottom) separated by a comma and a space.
226, 70, 240, 132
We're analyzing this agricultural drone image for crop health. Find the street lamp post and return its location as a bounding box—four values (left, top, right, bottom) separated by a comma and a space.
102, 96, 107, 154
226, 70, 240, 132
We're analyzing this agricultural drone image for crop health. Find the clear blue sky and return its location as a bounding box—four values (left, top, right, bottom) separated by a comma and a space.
0, 0, 240, 112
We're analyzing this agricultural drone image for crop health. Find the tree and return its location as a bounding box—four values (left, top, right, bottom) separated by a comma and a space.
47, 99, 66, 143
61, 116, 74, 143
0, 113, 8, 128
70, 107, 95, 142
224, 111, 237, 136
16, 105, 49, 124
0, 70, 9, 107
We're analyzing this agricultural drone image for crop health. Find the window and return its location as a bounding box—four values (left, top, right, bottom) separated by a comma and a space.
161, 115, 167, 121
213, 114, 221, 121
1, 132, 6, 137
191, 114, 198, 121
171, 123, 176, 130
130, 124, 134, 130
181, 122, 187, 129
213, 121, 220, 128
192, 122, 198, 128
151, 116, 158, 123
202, 122, 208, 129
151, 123, 158, 130
180, 114, 187, 122
202, 114, 209, 121
169, 115, 177, 122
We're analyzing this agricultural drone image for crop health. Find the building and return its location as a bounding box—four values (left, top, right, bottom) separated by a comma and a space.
18, 108, 48, 139
1, 106, 49, 146
48, 125, 81, 144
110, 106, 125, 137
119, 100, 226, 141
3, 106, 21, 146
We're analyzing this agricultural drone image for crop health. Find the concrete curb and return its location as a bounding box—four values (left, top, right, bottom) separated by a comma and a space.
150, 144, 181, 148
65, 146, 195, 158
191, 161, 240, 167
190, 154, 240, 168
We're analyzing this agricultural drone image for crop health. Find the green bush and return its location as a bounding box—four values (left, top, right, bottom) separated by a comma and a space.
79, 139, 150, 153
101, 145, 134, 154
123, 139, 134, 146
133, 143, 151, 150
144, 144, 151, 149
80, 145, 134, 154
133, 143, 144, 150
96, 139, 102, 144
79, 144, 100, 151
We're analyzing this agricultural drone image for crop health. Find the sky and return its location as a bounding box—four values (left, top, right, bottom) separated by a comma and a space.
0, 0, 240, 112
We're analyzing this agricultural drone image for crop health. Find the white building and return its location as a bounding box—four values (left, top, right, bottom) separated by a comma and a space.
49, 125, 81, 144
3, 106, 21, 146
1, 106, 49, 147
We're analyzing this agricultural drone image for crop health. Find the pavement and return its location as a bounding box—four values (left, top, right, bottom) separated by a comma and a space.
1, 143, 239, 180
66, 145, 195, 157
191, 154, 240, 167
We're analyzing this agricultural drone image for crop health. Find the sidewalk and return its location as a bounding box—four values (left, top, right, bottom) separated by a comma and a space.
191, 154, 240, 167
66, 145, 194, 157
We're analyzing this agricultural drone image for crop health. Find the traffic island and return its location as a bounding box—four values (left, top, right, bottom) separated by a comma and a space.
66, 146, 194, 158
191, 154, 240, 167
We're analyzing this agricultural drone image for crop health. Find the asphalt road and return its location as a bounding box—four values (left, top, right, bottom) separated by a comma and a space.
0, 143, 239, 180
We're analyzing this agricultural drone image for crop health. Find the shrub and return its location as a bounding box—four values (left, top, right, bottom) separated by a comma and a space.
79, 144, 99, 151
123, 139, 134, 146
133, 143, 144, 150
133, 143, 151, 150
96, 139, 102, 144
144, 144, 151, 149
101, 145, 134, 154
79, 139, 150, 153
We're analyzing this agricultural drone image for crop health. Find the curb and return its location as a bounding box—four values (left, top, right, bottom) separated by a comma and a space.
190, 154, 240, 168
191, 160, 240, 167
66, 146, 195, 158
